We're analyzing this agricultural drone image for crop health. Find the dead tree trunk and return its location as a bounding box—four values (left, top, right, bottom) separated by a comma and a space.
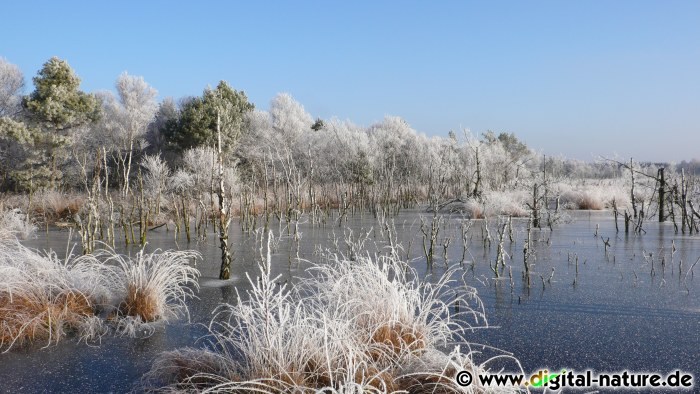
630, 158, 638, 219
658, 167, 665, 222
217, 112, 233, 280
472, 146, 482, 198
681, 169, 689, 234
531, 183, 540, 228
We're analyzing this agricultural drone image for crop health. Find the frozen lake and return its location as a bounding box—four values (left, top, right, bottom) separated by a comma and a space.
1, 210, 698, 392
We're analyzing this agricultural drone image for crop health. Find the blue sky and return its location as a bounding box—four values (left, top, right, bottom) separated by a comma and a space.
1, 1, 698, 162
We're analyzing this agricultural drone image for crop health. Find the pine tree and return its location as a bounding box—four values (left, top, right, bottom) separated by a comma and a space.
23, 57, 100, 188
164, 81, 253, 154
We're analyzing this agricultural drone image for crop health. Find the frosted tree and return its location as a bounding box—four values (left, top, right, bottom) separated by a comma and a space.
171, 82, 253, 280
367, 116, 423, 213
368, 116, 422, 178
0, 58, 24, 118
23, 57, 100, 161
319, 119, 374, 214
236, 109, 273, 180
461, 132, 481, 198
239, 109, 274, 159
23, 57, 100, 189
302, 117, 371, 185
424, 135, 461, 208
141, 154, 171, 216
182, 146, 217, 194
0, 117, 38, 191
481, 131, 533, 189
105, 72, 159, 196
144, 97, 178, 157
0, 58, 30, 189
236, 94, 315, 220
270, 92, 313, 143
236, 110, 276, 219
269, 93, 314, 216
266, 93, 314, 185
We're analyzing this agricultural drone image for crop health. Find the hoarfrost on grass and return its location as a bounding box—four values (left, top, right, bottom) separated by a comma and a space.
0, 236, 200, 351
142, 246, 524, 393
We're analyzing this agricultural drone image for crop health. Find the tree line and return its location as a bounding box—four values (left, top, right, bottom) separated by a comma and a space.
1, 56, 695, 240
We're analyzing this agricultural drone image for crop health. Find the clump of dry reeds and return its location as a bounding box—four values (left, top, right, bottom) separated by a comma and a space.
0, 208, 36, 240
0, 288, 97, 348
142, 246, 522, 393
0, 241, 112, 350
21, 190, 85, 222
557, 181, 631, 211
96, 247, 201, 336
449, 191, 528, 219
0, 235, 200, 350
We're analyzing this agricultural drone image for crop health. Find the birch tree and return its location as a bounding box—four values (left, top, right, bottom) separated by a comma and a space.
270, 92, 313, 143
0, 58, 24, 118
109, 72, 158, 196
189, 82, 254, 280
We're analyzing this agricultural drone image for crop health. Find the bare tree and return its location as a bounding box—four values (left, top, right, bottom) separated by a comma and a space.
270, 92, 313, 142
103, 72, 158, 196
141, 154, 171, 217
0, 58, 24, 118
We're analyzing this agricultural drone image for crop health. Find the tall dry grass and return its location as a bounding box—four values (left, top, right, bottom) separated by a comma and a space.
442, 191, 529, 219
0, 208, 36, 240
0, 240, 112, 350
142, 248, 522, 393
554, 180, 631, 211
97, 247, 201, 336
0, 233, 200, 350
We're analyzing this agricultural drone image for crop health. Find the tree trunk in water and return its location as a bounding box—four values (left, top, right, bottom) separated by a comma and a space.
217, 112, 232, 280
658, 167, 665, 222
123, 139, 134, 197
50, 152, 57, 190
473, 147, 481, 198
630, 158, 637, 219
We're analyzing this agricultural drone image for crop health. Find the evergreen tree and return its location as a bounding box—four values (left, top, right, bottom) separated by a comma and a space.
164, 81, 253, 155
0, 116, 54, 193
23, 57, 100, 188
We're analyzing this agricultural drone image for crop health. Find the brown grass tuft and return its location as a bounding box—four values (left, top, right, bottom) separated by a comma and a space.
356, 365, 397, 392
394, 367, 460, 394
117, 284, 159, 322
141, 348, 241, 391
0, 289, 95, 348
467, 206, 485, 219
368, 322, 426, 362
30, 192, 85, 222
578, 194, 604, 210
275, 368, 310, 390
301, 359, 332, 388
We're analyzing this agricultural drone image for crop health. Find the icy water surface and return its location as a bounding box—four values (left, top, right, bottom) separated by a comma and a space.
0, 210, 698, 392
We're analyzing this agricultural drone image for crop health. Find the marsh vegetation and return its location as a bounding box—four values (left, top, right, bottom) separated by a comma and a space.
1, 56, 699, 392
